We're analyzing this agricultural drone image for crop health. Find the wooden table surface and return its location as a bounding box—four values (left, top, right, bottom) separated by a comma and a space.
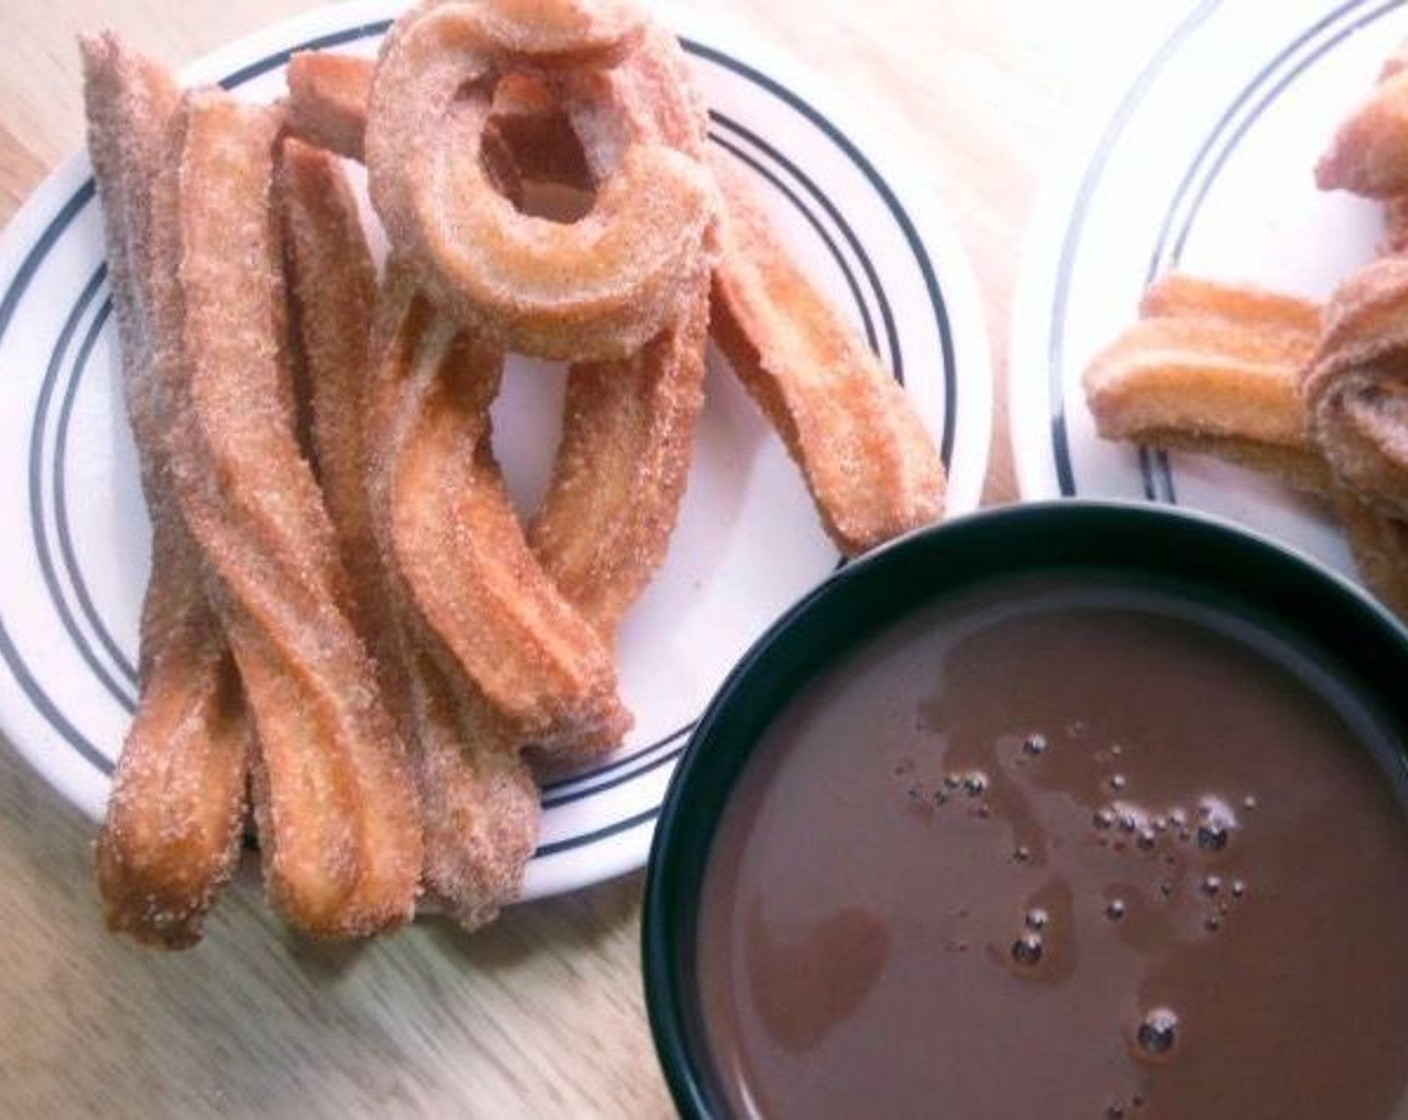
0, 1, 1194, 1115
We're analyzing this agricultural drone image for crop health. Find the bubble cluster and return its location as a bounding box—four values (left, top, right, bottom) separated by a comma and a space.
893, 761, 999, 821
894, 731, 1258, 1105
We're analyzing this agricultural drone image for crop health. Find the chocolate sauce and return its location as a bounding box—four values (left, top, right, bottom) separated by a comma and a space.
696, 574, 1408, 1118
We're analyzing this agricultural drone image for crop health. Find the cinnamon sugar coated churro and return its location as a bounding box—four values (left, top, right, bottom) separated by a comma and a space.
1305, 255, 1408, 520
173, 90, 423, 936
709, 154, 946, 553
1317, 70, 1408, 199
1084, 37, 1408, 623
1083, 273, 1331, 496
364, 1, 716, 360
82, 34, 252, 949
82, 0, 946, 945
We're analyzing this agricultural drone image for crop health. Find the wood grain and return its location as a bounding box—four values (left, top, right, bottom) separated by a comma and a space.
0, 1, 1185, 1114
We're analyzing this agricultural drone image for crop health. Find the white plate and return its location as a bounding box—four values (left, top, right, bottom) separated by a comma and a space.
1011, 0, 1408, 578
0, 0, 990, 902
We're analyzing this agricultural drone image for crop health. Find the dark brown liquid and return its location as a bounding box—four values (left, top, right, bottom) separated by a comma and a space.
696, 574, 1408, 1119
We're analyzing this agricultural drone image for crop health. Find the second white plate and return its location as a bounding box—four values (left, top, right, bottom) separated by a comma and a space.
1011, 0, 1408, 579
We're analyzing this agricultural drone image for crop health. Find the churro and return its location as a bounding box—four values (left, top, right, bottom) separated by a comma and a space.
82, 34, 251, 949
285, 51, 370, 161
1082, 271, 1408, 619
372, 308, 540, 923
167, 89, 421, 937
400, 645, 538, 929
1334, 492, 1408, 620
708, 154, 946, 554
364, 0, 716, 360
280, 155, 536, 924
1318, 70, 1408, 198
368, 268, 628, 764
1083, 273, 1330, 493
276, 136, 385, 652
284, 53, 594, 200
529, 284, 709, 638
1304, 255, 1408, 519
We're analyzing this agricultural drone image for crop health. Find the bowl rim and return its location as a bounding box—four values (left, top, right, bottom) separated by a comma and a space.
640, 497, 1408, 1118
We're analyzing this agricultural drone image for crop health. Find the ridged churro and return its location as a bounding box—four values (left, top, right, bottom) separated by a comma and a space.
1304, 255, 1408, 520
399, 644, 538, 929
368, 279, 542, 921
1334, 492, 1408, 620
82, 34, 251, 949
276, 137, 385, 653
529, 285, 709, 638
1318, 70, 1408, 199
709, 154, 946, 554
1082, 272, 1408, 619
285, 51, 370, 161
1083, 273, 1330, 494
167, 90, 421, 937
284, 53, 594, 201
367, 270, 629, 762
280, 154, 536, 925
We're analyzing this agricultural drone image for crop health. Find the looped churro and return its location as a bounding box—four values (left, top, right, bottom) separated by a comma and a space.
365, 0, 716, 360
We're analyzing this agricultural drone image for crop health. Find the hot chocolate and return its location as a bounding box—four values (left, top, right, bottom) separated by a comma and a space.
696, 573, 1408, 1118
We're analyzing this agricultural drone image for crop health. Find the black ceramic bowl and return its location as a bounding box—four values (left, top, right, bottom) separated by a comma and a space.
641, 499, 1408, 1118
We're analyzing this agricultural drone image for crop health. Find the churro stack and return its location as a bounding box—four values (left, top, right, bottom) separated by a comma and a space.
84, 0, 946, 947
1084, 38, 1408, 621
